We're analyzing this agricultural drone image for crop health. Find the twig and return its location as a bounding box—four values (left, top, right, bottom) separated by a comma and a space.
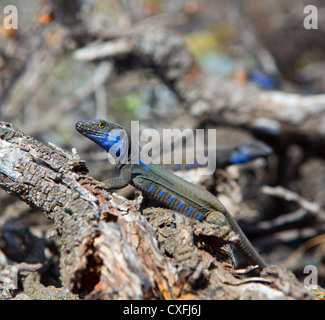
284, 234, 325, 268
27, 61, 113, 135
16, 262, 43, 272
258, 227, 325, 249
73, 39, 132, 61
223, 277, 273, 286
256, 208, 310, 232
227, 0, 281, 77
261, 185, 325, 222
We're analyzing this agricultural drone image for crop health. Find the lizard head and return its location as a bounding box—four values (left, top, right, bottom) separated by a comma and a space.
75, 119, 130, 160
230, 141, 273, 164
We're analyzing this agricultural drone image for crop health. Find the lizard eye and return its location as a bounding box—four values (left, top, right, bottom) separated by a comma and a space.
98, 122, 105, 128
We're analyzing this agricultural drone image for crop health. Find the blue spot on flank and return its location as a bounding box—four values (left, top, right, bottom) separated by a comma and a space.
144, 165, 150, 171
193, 194, 197, 197
148, 186, 154, 192
178, 202, 183, 208
159, 190, 164, 196
168, 196, 174, 202
196, 214, 202, 220
187, 208, 193, 214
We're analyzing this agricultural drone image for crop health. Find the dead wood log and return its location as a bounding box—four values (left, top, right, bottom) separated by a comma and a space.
0, 121, 313, 299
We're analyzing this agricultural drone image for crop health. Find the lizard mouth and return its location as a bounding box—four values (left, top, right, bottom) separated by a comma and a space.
75, 121, 101, 136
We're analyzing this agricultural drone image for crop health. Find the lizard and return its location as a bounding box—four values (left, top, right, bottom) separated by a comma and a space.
75, 119, 268, 269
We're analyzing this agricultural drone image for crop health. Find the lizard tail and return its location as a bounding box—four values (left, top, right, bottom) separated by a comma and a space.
223, 210, 267, 269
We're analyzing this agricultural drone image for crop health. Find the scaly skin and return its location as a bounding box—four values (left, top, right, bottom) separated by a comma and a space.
75, 119, 268, 268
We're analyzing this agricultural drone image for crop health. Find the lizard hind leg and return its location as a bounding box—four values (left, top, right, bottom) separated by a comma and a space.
204, 210, 236, 266
205, 211, 228, 226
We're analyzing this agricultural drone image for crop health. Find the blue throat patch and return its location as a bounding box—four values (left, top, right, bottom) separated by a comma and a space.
86, 131, 125, 159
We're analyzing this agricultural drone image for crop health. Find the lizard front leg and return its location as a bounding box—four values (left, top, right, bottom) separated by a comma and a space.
79, 167, 132, 190
101, 166, 132, 189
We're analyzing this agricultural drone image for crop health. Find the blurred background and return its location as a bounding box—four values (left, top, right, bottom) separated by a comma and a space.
0, 0, 325, 293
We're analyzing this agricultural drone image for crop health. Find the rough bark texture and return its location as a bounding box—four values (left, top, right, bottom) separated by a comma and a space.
0, 121, 314, 299
0, 122, 100, 294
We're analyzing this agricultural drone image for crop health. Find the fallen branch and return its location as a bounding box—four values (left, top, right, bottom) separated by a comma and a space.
261, 185, 325, 222
74, 28, 325, 143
